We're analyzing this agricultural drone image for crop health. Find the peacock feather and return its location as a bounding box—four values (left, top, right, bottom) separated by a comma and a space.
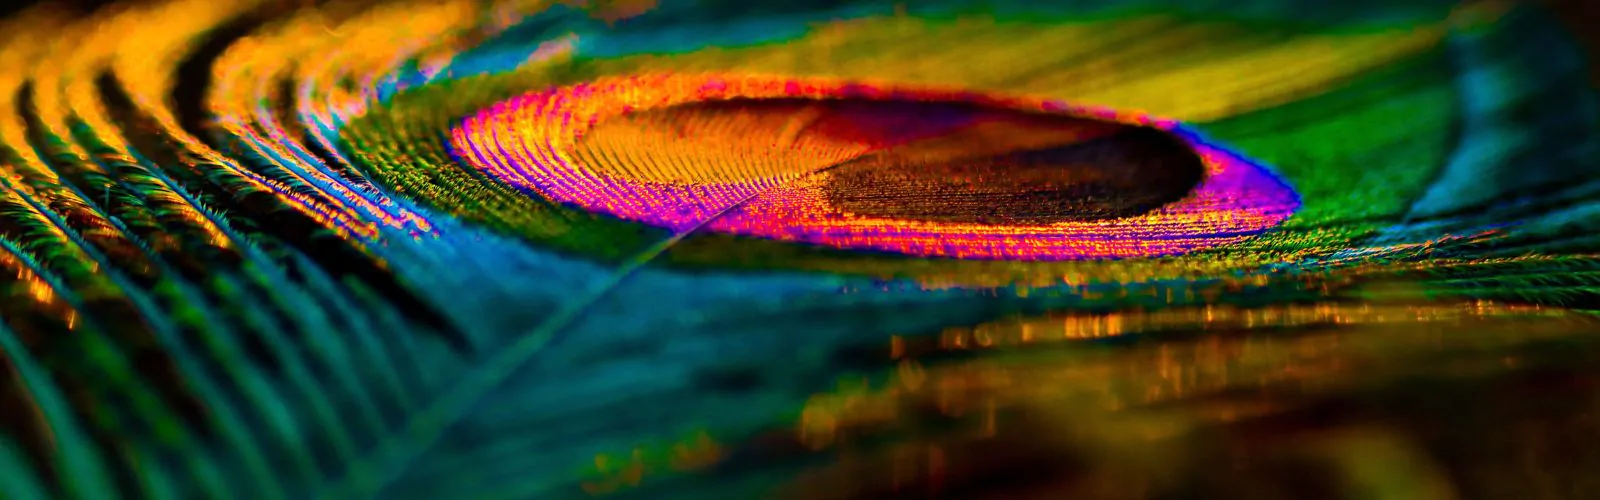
1, 0, 1598, 498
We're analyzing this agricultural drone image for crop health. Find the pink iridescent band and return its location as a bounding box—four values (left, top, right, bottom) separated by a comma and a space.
449, 73, 1301, 260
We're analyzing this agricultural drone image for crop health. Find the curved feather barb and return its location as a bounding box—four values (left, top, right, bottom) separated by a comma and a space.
0, 0, 1599, 498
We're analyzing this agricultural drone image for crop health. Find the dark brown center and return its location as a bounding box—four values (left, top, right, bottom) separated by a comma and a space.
819, 104, 1206, 225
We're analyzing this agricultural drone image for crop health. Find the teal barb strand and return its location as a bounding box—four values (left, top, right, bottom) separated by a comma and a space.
1, 1, 1600, 499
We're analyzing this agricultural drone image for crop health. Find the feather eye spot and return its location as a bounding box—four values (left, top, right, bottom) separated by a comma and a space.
451, 74, 1302, 261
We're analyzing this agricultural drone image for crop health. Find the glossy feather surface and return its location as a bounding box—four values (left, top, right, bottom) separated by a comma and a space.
0, 1, 1598, 499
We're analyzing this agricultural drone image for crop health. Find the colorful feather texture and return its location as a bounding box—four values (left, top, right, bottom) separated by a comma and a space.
0, 0, 1598, 498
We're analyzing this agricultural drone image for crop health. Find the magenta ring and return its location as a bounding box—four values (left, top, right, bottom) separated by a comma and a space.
450, 73, 1301, 261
